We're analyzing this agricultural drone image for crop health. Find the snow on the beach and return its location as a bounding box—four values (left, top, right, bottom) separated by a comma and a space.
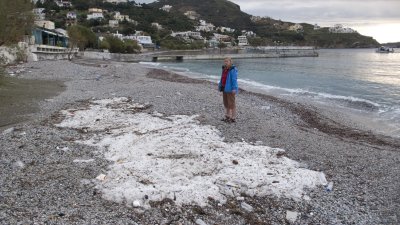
57, 97, 327, 207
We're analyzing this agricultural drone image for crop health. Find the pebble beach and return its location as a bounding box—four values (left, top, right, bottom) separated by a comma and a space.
0, 59, 399, 225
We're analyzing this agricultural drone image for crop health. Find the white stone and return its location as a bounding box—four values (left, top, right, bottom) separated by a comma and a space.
96, 174, 107, 181
195, 218, 207, 225
241, 202, 253, 212
132, 200, 141, 207
286, 210, 299, 223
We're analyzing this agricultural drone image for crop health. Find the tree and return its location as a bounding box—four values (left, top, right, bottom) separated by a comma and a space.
67, 25, 97, 59
67, 25, 97, 50
217, 41, 227, 53
0, 0, 34, 46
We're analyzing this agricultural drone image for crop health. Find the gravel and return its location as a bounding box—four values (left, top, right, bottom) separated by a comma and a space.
0, 59, 399, 225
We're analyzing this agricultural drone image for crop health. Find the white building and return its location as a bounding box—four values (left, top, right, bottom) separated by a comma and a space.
184, 11, 198, 20
161, 5, 172, 12
151, 23, 163, 30
67, 11, 77, 19
88, 8, 103, 13
33, 8, 46, 20
104, 0, 127, 4
242, 30, 256, 37
109, 20, 119, 27
114, 12, 131, 22
34, 20, 55, 30
219, 27, 235, 33
237, 36, 249, 46
171, 31, 203, 41
195, 20, 215, 32
329, 24, 356, 33
55, 0, 72, 7
314, 24, 321, 30
87, 12, 104, 20
288, 23, 303, 32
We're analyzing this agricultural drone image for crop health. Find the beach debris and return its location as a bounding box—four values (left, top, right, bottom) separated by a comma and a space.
195, 218, 208, 225
286, 210, 299, 224
55, 97, 328, 207
240, 202, 254, 212
96, 174, 107, 181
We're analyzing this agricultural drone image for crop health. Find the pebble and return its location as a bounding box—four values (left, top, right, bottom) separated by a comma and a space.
286, 211, 299, 223
240, 202, 254, 212
195, 219, 207, 225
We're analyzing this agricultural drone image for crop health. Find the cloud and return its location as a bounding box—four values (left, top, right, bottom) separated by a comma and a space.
230, 0, 400, 24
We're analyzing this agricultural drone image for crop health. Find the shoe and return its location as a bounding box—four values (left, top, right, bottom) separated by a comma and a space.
221, 116, 230, 122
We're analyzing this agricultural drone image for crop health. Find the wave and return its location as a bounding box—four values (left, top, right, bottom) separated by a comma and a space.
238, 79, 380, 111
138, 62, 161, 67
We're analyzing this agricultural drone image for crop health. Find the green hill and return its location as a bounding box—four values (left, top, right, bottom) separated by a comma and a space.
150, 0, 379, 48
150, 0, 253, 30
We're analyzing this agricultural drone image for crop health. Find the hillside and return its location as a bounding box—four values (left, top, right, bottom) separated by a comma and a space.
36, 0, 380, 48
150, 0, 254, 30
149, 0, 379, 48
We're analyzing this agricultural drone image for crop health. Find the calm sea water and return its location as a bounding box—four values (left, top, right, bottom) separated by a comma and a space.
144, 49, 400, 137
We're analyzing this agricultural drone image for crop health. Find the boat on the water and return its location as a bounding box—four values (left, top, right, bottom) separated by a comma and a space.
376, 46, 395, 53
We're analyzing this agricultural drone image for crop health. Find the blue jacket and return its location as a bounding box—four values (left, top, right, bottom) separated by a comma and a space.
218, 65, 238, 93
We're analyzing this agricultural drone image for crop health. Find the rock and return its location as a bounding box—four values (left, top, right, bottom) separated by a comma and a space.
240, 202, 254, 212
2, 127, 14, 135
132, 200, 141, 208
195, 218, 207, 225
96, 174, 107, 181
236, 196, 245, 201
286, 210, 299, 224
232, 160, 238, 165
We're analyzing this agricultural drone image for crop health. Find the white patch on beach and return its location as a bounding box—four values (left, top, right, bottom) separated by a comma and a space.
56, 97, 326, 208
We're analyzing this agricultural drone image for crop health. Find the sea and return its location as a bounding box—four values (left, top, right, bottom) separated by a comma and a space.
140, 48, 400, 138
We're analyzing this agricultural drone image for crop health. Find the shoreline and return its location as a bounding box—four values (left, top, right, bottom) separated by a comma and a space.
1, 59, 399, 224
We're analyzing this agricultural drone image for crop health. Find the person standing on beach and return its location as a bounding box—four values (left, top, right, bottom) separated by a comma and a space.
218, 57, 238, 123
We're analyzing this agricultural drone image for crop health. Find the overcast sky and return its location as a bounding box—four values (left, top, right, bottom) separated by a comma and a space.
136, 0, 400, 43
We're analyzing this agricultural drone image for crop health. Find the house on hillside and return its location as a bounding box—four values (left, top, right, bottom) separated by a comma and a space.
32, 8, 46, 20
195, 20, 215, 32
55, 0, 72, 8
184, 11, 199, 20
87, 8, 106, 20
161, 5, 172, 12
109, 20, 119, 27
171, 31, 204, 42
34, 20, 55, 30
288, 23, 303, 32
66, 11, 77, 26
104, 0, 128, 4
218, 27, 235, 33
151, 23, 163, 30
114, 12, 131, 22
237, 36, 249, 46
329, 24, 356, 33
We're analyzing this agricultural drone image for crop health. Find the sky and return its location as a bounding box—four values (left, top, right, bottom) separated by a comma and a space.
136, 0, 400, 43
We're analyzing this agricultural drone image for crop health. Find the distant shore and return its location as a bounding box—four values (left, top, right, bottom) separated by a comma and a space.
1, 59, 398, 224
